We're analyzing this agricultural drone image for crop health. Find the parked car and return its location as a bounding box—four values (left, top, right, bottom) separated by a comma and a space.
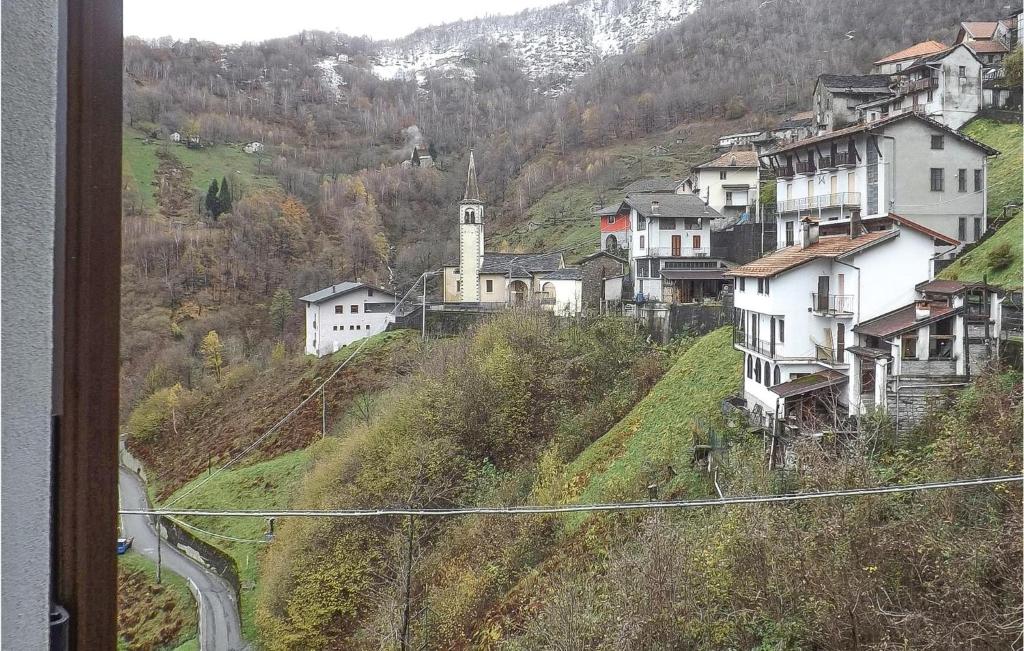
116, 537, 133, 555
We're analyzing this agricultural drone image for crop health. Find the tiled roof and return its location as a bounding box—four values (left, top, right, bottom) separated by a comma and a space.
970, 40, 1010, 54
624, 192, 723, 219
299, 281, 395, 303
960, 21, 999, 39
885, 213, 960, 246
724, 231, 895, 278
855, 303, 958, 338
478, 252, 563, 277
695, 150, 759, 169
622, 177, 680, 193
592, 204, 620, 216
538, 268, 582, 281
874, 40, 948, 65
818, 73, 893, 93
777, 111, 814, 129
771, 369, 848, 398
763, 112, 999, 157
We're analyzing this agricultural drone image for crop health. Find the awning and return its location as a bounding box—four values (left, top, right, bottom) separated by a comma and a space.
660, 269, 727, 281
846, 345, 891, 360
770, 369, 847, 398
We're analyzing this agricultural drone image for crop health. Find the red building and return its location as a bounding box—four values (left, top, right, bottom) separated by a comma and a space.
595, 204, 630, 254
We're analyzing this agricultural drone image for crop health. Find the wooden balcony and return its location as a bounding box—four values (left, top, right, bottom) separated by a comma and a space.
777, 166, 796, 179
795, 160, 816, 175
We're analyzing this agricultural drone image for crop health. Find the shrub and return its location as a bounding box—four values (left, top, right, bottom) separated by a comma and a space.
127, 384, 186, 440
987, 242, 1014, 270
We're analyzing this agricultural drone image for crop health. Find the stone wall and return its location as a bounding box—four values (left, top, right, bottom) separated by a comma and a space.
159, 518, 243, 596
640, 295, 734, 344
888, 378, 968, 431
579, 254, 626, 312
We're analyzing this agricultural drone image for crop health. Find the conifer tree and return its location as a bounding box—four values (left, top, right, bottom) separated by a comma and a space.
205, 178, 220, 217
217, 175, 232, 214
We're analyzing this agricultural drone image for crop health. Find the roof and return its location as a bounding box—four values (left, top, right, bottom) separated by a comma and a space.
592, 205, 620, 217
777, 111, 814, 129
969, 40, 1010, 54
916, 279, 970, 295
855, 302, 958, 338
724, 231, 895, 279
960, 21, 999, 40
462, 150, 480, 203
764, 112, 999, 157
815, 213, 959, 246
538, 268, 582, 281
476, 252, 564, 278
817, 73, 892, 94
771, 369, 848, 399
695, 150, 759, 169
874, 40, 948, 65
622, 177, 680, 194
719, 131, 762, 139
299, 281, 395, 304
623, 193, 723, 220
885, 213, 960, 246
660, 268, 726, 280
580, 250, 627, 264
846, 345, 892, 360
902, 43, 984, 73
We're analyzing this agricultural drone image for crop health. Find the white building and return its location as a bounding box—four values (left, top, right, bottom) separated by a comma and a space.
691, 150, 760, 222
872, 40, 949, 75
860, 44, 984, 130
243, 141, 264, 154
169, 131, 181, 142
764, 112, 997, 247
300, 282, 397, 356
717, 131, 762, 149
726, 214, 959, 432
442, 152, 582, 313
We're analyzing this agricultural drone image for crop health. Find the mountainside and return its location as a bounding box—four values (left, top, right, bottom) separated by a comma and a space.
368, 0, 699, 95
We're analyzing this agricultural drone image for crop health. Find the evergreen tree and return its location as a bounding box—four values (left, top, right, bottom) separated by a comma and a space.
205, 178, 220, 217
411, 146, 420, 166
269, 287, 293, 335
217, 175, 232, 215
428, 142, 438, 160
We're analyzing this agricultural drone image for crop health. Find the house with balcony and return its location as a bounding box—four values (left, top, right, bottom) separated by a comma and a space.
595, 203, 630, 254
623, 192, 732, 304
725, 213, 958, 435
858, 44, 983, 130
691, 150, 760, 223
852, 278, 1005, 430
812, 73, 893, 132
764, 112, 998, 248
872, 40, 949, 74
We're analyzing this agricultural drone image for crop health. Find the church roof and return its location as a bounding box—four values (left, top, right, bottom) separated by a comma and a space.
479, 252, 564, 277
462, 149, 481, 203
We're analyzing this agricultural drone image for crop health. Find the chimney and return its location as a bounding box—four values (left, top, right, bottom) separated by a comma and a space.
849, 208, 862, 239
914, 299, 931, 321
801, 217, 819, 248
651, 200, 660, 215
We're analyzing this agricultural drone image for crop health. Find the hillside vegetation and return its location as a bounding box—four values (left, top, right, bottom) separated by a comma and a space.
118, 553, 198, 651
940, 118, 1024, 289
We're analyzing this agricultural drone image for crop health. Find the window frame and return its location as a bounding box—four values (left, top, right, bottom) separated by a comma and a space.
957, 168, 967, 193
930, 135, 944, 150
930, 168, 944, 192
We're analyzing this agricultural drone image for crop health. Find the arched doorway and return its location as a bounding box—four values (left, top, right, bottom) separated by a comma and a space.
541, 282, 555, 307
509, 280, 528, 304
605, 234, 618, 251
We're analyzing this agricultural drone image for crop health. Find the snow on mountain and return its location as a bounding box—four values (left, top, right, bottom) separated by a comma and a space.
365, 0, 700, 95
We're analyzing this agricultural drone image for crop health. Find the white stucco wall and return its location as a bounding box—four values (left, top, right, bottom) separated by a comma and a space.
304, 288, 397, 356
540, 278, 582, 315
695, 166, 759, 216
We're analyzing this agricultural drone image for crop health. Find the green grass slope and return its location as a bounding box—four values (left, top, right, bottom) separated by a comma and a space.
940, 118, 1023, 289
564, 327, 742, 508
118, 552, 198, 650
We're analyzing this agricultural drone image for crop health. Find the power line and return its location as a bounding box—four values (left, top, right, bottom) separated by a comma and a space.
125, 474, 1022, 519
164, 271, 433, 508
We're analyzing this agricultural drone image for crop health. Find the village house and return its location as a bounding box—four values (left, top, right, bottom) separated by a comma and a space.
691, 149, 760, 223
812, 73, 893, 132
763, 112, 998, 247
595, 203, 630, 253
169, 131, 182, 143
725, 213, 959, 435
753, 112, 816, 151
871, 40, 949, 74
955, 20, 1013, 69
852, 278, 1006, 431
716, 131, 761, 150
578, 250, 627, 313
442, 152, 582, 315
858, 44, 983, 130
300, 282, 398, 356
243, 141, 264, 154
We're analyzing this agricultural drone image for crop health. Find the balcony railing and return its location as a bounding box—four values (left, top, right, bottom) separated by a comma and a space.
777, 166, 795, 178
810, 293, 855, 315
641, 246, 711, 258
795, 160, 816, 175
733, 331, 781, 358
777, 192, 861, 214
818, 151, 855, 170
904, 77, 935, 93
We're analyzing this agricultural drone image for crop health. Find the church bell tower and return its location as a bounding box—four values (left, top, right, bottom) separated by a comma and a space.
459, 150, 484, 302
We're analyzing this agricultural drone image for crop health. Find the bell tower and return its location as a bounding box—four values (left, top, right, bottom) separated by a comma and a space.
459, 150, 484, 302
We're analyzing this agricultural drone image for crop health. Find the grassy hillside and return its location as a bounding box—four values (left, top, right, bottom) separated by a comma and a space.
118, 553, 198, 651
940, 118, 1023, 289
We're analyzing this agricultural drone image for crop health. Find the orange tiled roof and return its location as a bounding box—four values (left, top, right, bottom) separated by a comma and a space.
874, 40, 948, 65
960, 21, 999, 39
970, 40, 1010, 54
724, 231, 895, 278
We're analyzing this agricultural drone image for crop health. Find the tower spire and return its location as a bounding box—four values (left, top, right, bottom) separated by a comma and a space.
462, 149, 480, 203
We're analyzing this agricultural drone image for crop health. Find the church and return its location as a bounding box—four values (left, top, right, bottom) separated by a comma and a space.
442, 152, 582, 315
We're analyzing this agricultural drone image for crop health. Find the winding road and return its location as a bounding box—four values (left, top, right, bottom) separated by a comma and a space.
119, 466, 247, 650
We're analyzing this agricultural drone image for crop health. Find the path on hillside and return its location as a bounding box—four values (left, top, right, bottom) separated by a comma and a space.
119, 466, 246, 651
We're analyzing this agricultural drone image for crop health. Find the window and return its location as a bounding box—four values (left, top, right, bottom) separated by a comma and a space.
754, 358, 762, 383
757, 278, 765, 294
930, 168, 944, 192
958, 217, 967, 240
485, 279, 493, 293
456, 280, 462, 293
720, 170, 727, 180
335, 305, 344, 314
930, 135, 944, 150
764, 277, 770, 295
637, 259, 650, 277
725, 191, 733, 205
739, 277, 746, 291
974, 169, 982, 192
785, 221, 795, 246
683, 218, 700, 230
902, 334, 918, 359
659, 217, 676, 230
773, 365, 781, 386
356, 325, 361, 330
747, 355, 753, 379
692, 235, 702, 250
778, 319, 785, 343
958, 65, 966, 77
639, 235, 645, 249
333, 325, 338, 331
895, 63, 902, 72
606, 215, 614, 224
926, 89, 933, 102
957, 169, 967, 192
637, 215, 647, 229
351, 304, 359, 313
367, 288, 374, 297
974, 218, 982, 240
650, 259, 661, 277
349, 325, 355, 330
763, 361, 770, 385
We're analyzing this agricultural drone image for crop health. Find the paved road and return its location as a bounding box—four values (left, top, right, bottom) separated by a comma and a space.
119, 467, 247, 650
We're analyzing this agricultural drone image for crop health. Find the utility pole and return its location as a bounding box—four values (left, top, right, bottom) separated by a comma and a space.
321, 386, 327, 439
400, 514, 415, 651
421, 273, 427, 340
155, 515, 162, 584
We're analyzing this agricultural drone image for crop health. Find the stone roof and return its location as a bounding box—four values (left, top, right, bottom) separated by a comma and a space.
725, 231, 896, 279
623, 192, 723, 219
695, 150, 759, 169
592, 204, 621, 216
874, 40, 948, 65
538, 268, 582, 281
622, 177, 680, 193
855, 303, 958, 338
817, 73, 892, 94
298, 281, 395, 304
477, 252, 564, 278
